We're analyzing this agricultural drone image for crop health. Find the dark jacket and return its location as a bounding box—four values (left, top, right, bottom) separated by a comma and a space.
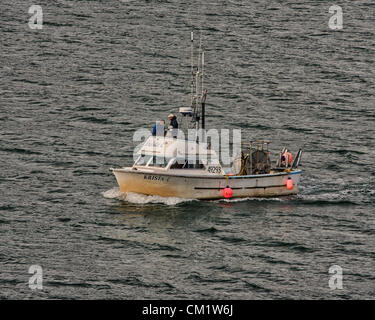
169, 116, 178, 129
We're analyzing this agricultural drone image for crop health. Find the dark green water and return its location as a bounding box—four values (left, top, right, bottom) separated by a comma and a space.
0, 0, 374, 299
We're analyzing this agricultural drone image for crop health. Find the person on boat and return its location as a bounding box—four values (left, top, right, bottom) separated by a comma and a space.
152, 120, 166, 137
168, 113, 178, 138
281, 151, 293, 167
168, 113, 178, 129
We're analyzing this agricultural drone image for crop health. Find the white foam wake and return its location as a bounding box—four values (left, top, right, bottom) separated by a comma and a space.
218, 197, 284, 203
102, 187, 194, 206
102, 187, 124, 199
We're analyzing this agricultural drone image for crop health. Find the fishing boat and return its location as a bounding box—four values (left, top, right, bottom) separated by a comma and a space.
111, 33, 302, 200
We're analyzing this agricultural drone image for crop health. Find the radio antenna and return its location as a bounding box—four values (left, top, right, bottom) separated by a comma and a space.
190, 31, 194, 108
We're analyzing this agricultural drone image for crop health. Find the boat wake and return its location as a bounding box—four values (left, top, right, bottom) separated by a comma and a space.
217, 197, 284, 203
102, 187, 287, 205
102, 187, 195, 206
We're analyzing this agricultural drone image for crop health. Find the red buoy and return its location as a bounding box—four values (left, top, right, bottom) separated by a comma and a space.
222, 186, 233, 198
286, 177, 294, 190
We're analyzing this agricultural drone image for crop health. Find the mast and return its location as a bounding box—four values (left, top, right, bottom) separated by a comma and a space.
201, 51, 204, 98
190, 32, 194, 108
196, 37, 202, 117
188, 31, 207, 132
201, 89, 207, 130
201, 50, 206, 130
196, 44, 200, 114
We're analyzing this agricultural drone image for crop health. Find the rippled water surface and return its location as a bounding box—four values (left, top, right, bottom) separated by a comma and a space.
1, 0, 374, 299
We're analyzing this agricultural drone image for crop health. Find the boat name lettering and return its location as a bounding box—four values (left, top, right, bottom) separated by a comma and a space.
144, 175, 165, 181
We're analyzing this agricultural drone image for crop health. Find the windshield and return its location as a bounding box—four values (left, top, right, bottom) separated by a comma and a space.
148, 156, 173, 168
170, 158, 205, 169
135, 154, 153, 166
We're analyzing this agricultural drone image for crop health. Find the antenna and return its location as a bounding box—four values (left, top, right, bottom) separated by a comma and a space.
196, 38, 201, 120
201, 51, 204, 97
198, 36, 202, 98
200, 38, 206, 131
186, 31, 208, 132
190, 31, 194, 108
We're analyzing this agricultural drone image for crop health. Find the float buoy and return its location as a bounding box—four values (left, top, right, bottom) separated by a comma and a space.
222, 186, 233, 198
286, 177, 294, 190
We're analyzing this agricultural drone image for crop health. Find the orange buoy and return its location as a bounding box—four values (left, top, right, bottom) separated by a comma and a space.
286, 177, 294, 190
222, 186, 233, 198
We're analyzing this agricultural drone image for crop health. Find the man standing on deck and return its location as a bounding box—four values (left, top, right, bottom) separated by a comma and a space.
168, 113, 178, 138
152, 120, 166, 137
168, 113, 178, 129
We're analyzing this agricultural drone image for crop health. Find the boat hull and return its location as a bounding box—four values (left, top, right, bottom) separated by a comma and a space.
111, 168, 302, 200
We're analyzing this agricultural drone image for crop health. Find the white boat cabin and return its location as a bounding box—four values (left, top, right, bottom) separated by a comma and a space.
133, 136, 223, 175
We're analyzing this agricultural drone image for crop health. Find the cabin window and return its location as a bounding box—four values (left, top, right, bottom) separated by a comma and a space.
147, 156, 172, 168
170, 159, 205, 169
170, 160, 185, 169
192, 160, 205, 169
198, 155, 218, 166
135, 154, 153, 166
205, 155, 219, 166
